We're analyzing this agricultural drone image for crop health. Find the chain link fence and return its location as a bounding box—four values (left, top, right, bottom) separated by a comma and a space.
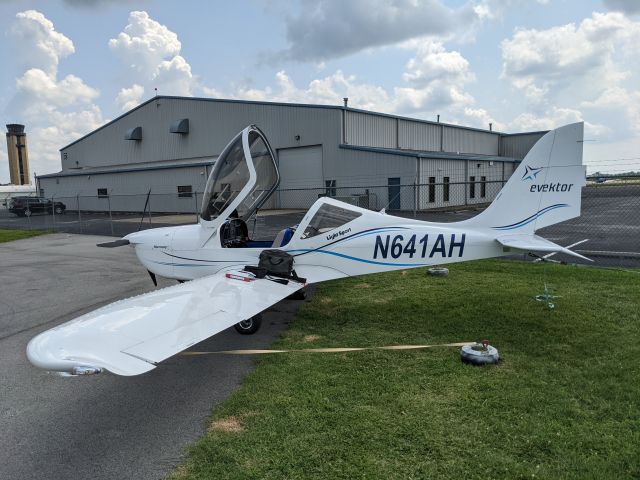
1, 177, 638, 266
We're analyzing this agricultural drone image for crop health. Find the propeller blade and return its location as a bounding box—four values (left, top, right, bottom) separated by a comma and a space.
96, 239, 130, 248
148, 270, 158, 287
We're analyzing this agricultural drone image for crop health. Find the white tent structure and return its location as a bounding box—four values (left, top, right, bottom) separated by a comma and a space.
0, 184, 36, 209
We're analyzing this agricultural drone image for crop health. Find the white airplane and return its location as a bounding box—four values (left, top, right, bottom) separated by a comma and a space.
27, 123, 589, 376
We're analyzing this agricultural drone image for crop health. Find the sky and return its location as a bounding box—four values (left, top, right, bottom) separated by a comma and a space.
0, 0, 639, 183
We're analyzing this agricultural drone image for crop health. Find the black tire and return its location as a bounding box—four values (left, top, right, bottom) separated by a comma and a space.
287, 288, 307, 300
460, 343, 500, 365
234, 313, 263, 335
54, 206, 63, 214
24, 209, 32, 217
428, 267, 449, 276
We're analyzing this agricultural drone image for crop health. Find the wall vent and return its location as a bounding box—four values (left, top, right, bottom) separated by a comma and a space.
125, 126, 142, 141
170, 118, 189, 134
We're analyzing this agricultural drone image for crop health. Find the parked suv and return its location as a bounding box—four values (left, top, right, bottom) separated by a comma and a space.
8, 197, 66, 217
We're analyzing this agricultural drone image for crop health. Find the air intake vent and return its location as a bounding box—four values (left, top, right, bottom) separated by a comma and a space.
125, 126, 142, 141
170, 118, 189, 134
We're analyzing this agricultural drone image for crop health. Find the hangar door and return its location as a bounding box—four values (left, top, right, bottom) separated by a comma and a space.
277, 145, 323, 209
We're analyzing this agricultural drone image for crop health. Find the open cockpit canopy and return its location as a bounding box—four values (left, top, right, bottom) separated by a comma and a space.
200, 125, 279, 223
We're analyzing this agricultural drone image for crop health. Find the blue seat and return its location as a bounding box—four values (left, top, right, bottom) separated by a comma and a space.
272, 228, 294, 247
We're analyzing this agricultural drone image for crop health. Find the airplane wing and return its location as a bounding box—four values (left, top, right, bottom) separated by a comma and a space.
496, 234, 592, 262
27, 271, 304, 376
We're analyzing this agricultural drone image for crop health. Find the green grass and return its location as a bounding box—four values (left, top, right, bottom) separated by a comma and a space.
0, 228, 44, 243
171, 261, 640, 480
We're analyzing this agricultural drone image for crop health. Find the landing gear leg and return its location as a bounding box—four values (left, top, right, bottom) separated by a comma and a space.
234, 313, 263, 335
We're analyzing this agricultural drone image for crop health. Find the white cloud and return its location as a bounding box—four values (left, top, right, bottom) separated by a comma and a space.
236, 70, 391, 111
109, 11, 203, 98
153, 55, 194, 96
234, 40, 498, 130
581, 86, 640, 134
393, 40, 477, 115
108, 11, 181, 75
402, 41, 473, 87
27, 105, 106, 176
201, 85, 224, 98
463, 107, 505, 131
4, 11, 105, 178
502, 12, 640, 97
501, 11, 640, 141
274, 0, 478, 62
116, 83, 144, 111
9, 10, 75, 76
16, 69, 99, 108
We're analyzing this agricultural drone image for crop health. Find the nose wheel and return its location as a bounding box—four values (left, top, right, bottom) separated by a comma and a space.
234, 313, 263, 335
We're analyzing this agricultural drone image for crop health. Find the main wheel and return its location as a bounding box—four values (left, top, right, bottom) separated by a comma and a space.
54, 206, 63, 214
24, 209, 32, 217
234, 313, 262, 335
287, 288, 307, 300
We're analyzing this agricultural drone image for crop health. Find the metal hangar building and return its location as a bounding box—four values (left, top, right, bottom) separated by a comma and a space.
37, 96, 545, 213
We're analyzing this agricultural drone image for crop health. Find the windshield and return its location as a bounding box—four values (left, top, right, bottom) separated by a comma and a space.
200, 126, 279, 222
302, 203, 362, 239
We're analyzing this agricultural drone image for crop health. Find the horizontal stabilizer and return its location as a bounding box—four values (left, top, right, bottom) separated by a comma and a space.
496, 234, 592, 262
97, 239, 130, 248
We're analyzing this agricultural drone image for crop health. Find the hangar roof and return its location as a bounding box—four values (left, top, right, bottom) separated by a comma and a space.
60, 95, 540, 151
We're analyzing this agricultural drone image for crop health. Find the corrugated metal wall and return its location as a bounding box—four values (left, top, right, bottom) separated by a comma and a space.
39, 166, 209, 213
61, 99, 341, 170
442, 126, 499, 155
344, 111, 397, 148
398, 120, 441, 151
499, 132, 546, 159
345, 109, 502, 156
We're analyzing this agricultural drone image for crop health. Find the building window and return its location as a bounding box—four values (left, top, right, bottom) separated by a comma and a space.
40, 189, 45, 198
325, 179, 336, 197
443, 177, 450, 202
97, 188, 108, 198
481, 176, 487, 198
428, 177, 436, 203
177, 185, 193, 198
469, 176, 476, 199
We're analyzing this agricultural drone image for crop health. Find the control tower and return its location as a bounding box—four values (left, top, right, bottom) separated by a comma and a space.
6, 124, 31, 185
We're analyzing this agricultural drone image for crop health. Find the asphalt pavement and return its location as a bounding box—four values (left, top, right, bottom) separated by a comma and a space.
0, 234, 306, 480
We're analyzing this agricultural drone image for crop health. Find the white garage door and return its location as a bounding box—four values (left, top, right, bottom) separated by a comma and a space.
277, 145, 323, 209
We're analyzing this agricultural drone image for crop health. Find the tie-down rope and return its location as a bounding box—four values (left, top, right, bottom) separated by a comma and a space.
179, 341, 473, 356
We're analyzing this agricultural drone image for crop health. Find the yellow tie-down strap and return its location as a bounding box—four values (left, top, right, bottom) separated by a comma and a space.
180, 342, 474, 356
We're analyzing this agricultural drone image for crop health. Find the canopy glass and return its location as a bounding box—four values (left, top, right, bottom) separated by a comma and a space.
200, 126, 279, 222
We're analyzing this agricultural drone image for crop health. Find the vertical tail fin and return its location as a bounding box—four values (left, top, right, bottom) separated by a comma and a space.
463, 122, 586, 232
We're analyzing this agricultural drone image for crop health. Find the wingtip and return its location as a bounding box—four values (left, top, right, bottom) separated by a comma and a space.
97, 239, 130, 248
